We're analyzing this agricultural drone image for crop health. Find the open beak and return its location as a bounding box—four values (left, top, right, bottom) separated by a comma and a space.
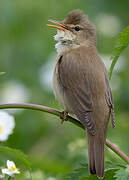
47, 19, 69, 31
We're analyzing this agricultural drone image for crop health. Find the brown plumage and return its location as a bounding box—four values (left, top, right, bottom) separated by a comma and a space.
48, 9, 115, 179
64, 9, 87, 25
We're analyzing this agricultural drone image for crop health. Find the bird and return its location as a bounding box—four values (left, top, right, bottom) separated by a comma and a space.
47, 9, 115, 179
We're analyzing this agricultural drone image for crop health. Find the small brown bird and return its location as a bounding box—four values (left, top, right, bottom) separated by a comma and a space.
47, 10, 115, 179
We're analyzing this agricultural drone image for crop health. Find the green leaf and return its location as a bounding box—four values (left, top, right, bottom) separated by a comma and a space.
64, 163, 118, 180
79, 175, 98, 180
79, 168, 117, 180
64, 163, 89, 180
0, 146, 31, 178
109, 26, 129, 79
104, 168, 118, 180
105, 161, 126, 169
114, 166, 129, 180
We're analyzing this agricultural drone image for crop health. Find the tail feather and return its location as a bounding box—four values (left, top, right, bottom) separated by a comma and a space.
87, 132, 105, 179
88, 134, 96, 174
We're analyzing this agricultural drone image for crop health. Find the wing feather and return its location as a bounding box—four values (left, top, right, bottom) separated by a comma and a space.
58, 49, 96, 135
105, 75, 115, 128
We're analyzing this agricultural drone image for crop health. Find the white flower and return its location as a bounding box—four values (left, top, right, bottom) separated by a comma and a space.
2, 160, 20, 177
0, 80, 31, 114
95, 13, 121, 37
0, 80, 30, 104
0, 111, 15, 141
39, 53, 56, 92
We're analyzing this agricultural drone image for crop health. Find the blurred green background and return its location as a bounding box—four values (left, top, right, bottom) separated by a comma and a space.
0, 0, 129, 179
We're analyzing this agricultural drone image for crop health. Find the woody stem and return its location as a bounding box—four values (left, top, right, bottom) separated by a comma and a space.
0, 103, 129, 164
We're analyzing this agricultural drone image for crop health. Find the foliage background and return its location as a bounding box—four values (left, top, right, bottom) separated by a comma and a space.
0, 0, 129, 179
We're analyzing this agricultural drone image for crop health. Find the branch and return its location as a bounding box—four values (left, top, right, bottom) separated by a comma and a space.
0, 103, 129, 164
106, 139, 129, 164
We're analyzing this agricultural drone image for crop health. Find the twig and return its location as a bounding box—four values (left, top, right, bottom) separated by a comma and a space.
106, 139, 129, 164
0, 103, 129, 164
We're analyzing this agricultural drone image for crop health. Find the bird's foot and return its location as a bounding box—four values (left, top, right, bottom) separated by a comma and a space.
60, 111, 68, 124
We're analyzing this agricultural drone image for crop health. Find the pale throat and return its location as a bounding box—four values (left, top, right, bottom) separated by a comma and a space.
54, 30, 78, 54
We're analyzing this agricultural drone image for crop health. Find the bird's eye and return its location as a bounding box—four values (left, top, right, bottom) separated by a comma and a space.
74, 26, 80, 31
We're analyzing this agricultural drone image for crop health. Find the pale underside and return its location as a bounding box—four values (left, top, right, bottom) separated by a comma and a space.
54, 30, 79, 54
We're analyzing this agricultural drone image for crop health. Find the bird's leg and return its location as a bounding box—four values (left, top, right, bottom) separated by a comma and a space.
60, 110, 68, 124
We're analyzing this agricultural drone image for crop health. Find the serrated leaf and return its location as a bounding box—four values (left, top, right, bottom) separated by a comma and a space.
0, 146, 31, 178
109, 26, 129, 79
64, 163, 118, 180
114, 167, 129, 180
104, 168, 118, 180
79, 168, 118, 180
105, 161, 126, 169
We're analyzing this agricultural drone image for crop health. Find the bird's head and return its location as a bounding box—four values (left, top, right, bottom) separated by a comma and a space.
47, 9, 97, 49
